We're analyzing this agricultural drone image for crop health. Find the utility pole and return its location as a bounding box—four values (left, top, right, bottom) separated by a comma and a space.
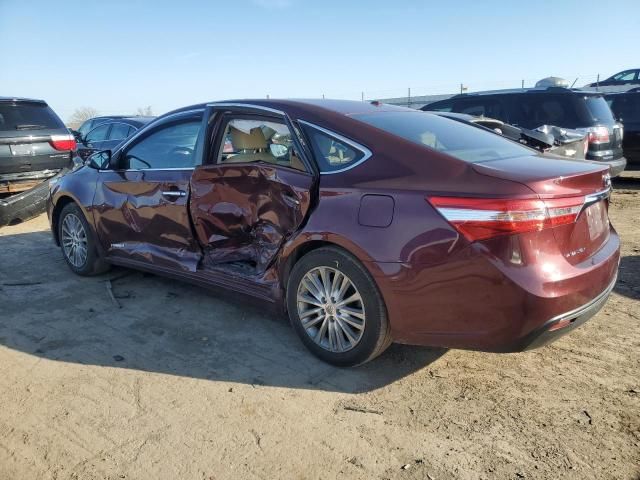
361, 91, 364, 102
521, 79, 524, 89
408, 87, 411, 107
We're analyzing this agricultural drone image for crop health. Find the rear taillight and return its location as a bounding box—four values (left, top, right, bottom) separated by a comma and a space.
427, 196, 584, 241
50, 134, 76, 151
586, 126, 610, 144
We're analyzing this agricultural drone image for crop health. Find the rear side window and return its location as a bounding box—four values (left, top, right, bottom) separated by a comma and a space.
108, 123, 132, 141
584, 96, 615, 124
353, 111, 533, 163
510, 95, 583, 128
423, 100, 453, 112
0, 103, 64, 131
301, 123, 367, 173
85, 124, 110, 143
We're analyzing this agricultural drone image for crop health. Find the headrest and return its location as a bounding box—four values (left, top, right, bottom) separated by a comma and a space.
230, 126, 267, 150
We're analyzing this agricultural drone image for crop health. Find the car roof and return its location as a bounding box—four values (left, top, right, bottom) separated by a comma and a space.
440, 87, 605, 100
165, 98, 414, 120
0, 96, 47, 105
92, 117, 155, 128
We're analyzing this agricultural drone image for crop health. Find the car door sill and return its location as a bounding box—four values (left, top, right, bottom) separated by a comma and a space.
107, 256, 277, 303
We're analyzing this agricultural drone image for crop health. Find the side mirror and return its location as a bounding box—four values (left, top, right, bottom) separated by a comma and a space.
86, 149, 112, 170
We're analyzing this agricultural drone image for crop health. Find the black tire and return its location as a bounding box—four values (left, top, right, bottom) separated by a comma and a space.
58, 202, 110, 276
286, 246, 392, 367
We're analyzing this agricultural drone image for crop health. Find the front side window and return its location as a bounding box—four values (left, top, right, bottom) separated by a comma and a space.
216, 117, 306, 172
613, 71, 636, 81
301, 124, 365, 173
123, 120, 201, 169
353, 111, 533, 163
457, 99, 505, 119
108, 123, 132, 141
85, 124, 110, 143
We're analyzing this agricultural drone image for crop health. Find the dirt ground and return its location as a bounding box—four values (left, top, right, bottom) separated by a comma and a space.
0, 175, 638, 480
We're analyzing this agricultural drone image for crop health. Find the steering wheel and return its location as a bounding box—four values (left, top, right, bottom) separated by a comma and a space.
170, 146, 194, 156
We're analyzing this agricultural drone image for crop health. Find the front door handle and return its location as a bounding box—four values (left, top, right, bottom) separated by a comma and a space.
162, 190, 186, 199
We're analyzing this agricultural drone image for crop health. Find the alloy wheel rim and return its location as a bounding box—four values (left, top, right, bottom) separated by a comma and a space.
61, 213, 88, 268
296, 266, 366, 353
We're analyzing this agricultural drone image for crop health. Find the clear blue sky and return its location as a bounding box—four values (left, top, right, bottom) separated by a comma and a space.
1, 0, 638, 121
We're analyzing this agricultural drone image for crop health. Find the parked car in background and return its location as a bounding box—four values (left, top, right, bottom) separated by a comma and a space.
423, 86, 626, 176
434, 112, 588, 160
0, 97, 75, 226
606, 90, 640, 169
75, 117, 155, 160
586, 69, 640, 88
74, 115, 130, 140
48, 99, 618, 366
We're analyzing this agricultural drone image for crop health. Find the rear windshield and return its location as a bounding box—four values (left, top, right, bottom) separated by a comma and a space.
584, 96, 615, 124
352, 111, 533, 163
0, 103, 64, 132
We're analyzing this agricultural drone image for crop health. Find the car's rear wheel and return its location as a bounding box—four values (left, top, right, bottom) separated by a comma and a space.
287, 246, 392, 366
58, 203, 109, 276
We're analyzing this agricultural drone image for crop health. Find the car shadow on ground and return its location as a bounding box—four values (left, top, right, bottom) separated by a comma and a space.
615, 255, 640, 301
0, 230, 447, 393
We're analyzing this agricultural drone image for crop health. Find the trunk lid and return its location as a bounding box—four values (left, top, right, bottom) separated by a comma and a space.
473, 155, 611, 264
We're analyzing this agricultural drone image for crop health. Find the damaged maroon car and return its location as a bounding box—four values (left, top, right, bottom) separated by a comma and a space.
48, 100, 620, 366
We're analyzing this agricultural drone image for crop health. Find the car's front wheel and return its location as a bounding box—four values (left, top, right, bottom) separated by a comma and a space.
287, 246, 392, 366
58, 202, 109, 276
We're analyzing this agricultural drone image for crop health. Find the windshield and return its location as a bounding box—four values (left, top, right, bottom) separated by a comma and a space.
0, 103, 64, 131
353, 111, 534, 163
584, 96, 616, 124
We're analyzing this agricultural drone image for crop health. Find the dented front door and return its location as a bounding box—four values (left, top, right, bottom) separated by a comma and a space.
93, 169, 201, 271
189, 164, 313, 272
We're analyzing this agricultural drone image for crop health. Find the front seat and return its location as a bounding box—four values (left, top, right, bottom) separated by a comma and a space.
224, 126, 277, 164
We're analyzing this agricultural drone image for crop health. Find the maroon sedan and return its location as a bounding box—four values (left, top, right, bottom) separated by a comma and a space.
47, 100, 619, 366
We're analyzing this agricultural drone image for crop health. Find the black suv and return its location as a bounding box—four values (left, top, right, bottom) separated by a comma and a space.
0, 97, 75, 226
423, 87, 626, 176
606, 90, 640, 169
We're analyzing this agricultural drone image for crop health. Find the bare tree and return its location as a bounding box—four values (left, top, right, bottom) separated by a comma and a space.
67, 107, 99, 129
136, 106, 153, 116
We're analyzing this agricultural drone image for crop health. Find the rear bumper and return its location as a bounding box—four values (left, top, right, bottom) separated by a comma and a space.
518, 274, 616, 351
370, 227, 620, 352
0, 173, 58, 226
587, 155, 626, 177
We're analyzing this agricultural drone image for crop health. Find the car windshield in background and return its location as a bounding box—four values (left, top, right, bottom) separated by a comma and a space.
584, 96, 615, 124
353, 111, 534, 163
0, 103, 63, 132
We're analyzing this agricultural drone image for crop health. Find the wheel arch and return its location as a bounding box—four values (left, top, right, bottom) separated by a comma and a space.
279, 234, 379, 293
51, 195, 78, 246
